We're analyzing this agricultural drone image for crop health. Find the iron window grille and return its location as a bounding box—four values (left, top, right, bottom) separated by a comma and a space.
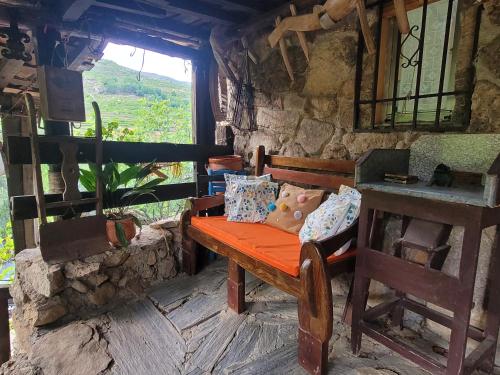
353, 0, 482, 132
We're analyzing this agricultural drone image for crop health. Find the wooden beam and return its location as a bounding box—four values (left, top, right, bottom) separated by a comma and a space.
236, 0, 319, 37
7, 136, 233, 165
11, 183, 197, 220
93, 0, 166, 19
137, 0, 246, 25
90, 9, 210, 41
105, 27, 201, 60
61, 0, 95, 21
201, 0, 263, 14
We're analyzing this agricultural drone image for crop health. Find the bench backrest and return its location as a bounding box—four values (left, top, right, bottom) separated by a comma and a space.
254, 146, 355, 191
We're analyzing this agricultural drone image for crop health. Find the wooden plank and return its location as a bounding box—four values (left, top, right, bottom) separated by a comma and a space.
7, 136, 233, 165
61, 0, 94, 21
360, 321, 446, 375
187, 226, 302, 297
186, 311, 247, 373
360, 248, 459, 311
265, 155, 356, 174
136, 0, 246, 25
11, 182, 197, 220
362, 190, 482, 227
264, 166, 355, 190
402, 298, 484, 342
464, 337, 496, 374
106, 299, 186, 375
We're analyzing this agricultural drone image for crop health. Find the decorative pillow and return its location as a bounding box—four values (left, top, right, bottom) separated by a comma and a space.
265, 183, 324, 234
225, 178, 278, 223
299, 185, 361, 255
224, 174, 271, 216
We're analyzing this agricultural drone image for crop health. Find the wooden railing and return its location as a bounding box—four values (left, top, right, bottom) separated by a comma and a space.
0, 285, 11, 365
7, 138, 233, 220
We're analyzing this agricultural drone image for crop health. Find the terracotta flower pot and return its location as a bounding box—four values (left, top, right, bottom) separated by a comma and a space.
208, 155, 243, 171
106, 217, 137, 247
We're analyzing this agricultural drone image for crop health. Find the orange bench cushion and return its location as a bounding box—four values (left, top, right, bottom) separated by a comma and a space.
191, 216, 356, 277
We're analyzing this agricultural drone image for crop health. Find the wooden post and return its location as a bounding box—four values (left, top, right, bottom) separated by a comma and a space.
255, 145, 265, 176
227, 258, 245, 314
0, 286, 10, 364
1, 95, 36, 252
192, 50, 216, 197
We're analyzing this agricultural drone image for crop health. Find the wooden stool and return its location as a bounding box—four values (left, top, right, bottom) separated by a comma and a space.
351, 190, 500, 375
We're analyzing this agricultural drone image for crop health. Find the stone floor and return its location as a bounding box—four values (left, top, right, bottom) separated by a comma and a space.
2, 259, 499, 375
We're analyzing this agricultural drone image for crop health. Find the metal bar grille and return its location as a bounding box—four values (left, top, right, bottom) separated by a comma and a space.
411, 0, 428, 128
390, 31, 402, 129
353, 0, 476, 132
434, 0, 455, 128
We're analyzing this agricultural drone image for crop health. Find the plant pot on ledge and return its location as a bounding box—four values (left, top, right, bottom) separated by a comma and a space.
106, 217, 137, 247
80, 161, 167, 248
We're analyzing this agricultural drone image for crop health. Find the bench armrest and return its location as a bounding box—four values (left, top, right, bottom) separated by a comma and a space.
186, 194, 225, 214
312, 220, 359, 259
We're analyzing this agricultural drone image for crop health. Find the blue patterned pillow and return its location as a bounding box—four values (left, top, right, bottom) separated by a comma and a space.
224, 174, 271, 216
299, 185, 361, 254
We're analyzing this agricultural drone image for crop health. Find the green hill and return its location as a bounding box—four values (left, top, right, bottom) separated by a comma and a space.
82, 59, 191, 131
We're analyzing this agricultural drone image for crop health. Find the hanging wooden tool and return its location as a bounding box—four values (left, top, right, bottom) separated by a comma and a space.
25, 93, 108, 264
275, 16, 295, 81
269, 0, 411, 56
290, 4, 310, 62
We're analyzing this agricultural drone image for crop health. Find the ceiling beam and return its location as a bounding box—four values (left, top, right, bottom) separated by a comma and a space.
60, 0, 94, 21
236, 0, 320, 37
137, 0, 247, 25
200, 0, 263, 14
92, 0, 167, 19
86, 8, 210, 42
106, 27, 202, 61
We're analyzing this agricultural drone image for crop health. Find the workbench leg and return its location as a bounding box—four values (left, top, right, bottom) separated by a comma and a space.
483, 225, 500, 372
351, 203, 375, 356
446, 223, 482, 375
227, 259, 246, 314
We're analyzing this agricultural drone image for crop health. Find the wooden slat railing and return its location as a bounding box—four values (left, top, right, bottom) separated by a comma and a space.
6, 137, 233, 165
0, 285, 11, 365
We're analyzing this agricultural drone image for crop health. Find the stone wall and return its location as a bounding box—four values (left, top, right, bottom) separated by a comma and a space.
215, 0, 500, 337
10, 223, 181, 354
217, 1, 499, 162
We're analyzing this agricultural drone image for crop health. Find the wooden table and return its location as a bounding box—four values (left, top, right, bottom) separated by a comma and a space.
351, 189, 500, 375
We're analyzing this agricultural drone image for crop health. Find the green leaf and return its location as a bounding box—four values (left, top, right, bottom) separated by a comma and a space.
137, 178, 164, 190
129, 214, 142, 229
115, 222, 129, 247
119, 165, 141, 187
79, 169, 96, 192
136, 161, 156, 181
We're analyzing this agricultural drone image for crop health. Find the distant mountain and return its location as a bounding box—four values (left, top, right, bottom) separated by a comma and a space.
82, 59, 191, 129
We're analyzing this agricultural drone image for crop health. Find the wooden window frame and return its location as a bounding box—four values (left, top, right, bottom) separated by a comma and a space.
353, 0, 481, 132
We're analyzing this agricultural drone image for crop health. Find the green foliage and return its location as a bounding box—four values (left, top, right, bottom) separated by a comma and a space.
80, 161, 166, 219
0, 222, 15, 284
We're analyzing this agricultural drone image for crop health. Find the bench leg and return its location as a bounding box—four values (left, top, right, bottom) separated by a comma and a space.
298, 243, 333, 375
228, 259, 246, 314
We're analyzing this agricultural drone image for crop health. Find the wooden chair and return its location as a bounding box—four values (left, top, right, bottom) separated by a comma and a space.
181, 145, 358, 375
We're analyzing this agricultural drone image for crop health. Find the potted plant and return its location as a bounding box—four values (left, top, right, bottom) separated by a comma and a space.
80, 162, 166, 247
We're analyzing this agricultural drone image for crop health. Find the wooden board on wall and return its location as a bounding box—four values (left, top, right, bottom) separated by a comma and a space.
37, 66, 86, 122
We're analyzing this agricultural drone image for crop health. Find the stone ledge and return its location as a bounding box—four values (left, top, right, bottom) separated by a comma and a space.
10, 225, 179, 354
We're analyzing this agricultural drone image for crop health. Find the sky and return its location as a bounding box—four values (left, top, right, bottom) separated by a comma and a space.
102, 42, 192, 82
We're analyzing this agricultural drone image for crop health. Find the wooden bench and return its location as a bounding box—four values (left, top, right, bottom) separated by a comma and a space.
181, 145, 358, 375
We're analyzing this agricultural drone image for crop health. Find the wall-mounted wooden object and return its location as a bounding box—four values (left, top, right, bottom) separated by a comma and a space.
37, 65, 86, 122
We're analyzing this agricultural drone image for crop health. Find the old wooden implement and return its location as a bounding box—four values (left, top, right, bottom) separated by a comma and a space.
25, 94, 108, 264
